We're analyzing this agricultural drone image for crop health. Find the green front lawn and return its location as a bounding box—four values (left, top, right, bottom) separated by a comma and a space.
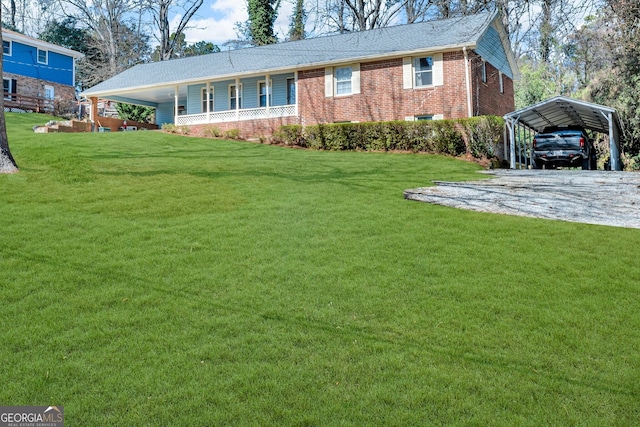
1, 113, 639, 425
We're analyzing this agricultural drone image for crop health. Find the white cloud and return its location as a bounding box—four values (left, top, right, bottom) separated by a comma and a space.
176, 1, 247, 45
179, 0, 295, 46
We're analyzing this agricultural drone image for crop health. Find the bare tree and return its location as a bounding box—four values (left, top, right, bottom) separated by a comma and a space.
58, 0, 137, 76
343, 0, 405, 30
315, 0, 406, 33
146, 0, 203, 61
404, 0, 436, 23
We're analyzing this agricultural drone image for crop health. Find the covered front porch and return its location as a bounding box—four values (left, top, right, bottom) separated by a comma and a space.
87, 70, 300, 131
154, 71, 299, 128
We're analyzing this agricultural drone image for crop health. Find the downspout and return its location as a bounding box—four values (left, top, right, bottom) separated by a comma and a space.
294, 71, 299, 119
463, 47, 473, 118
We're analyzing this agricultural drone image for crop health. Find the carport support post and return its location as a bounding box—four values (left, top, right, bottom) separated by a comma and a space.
608, 111, 621, 171
507, 118, 517, 169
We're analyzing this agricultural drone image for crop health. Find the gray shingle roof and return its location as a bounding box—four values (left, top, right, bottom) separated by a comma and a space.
84, 12, 495, 95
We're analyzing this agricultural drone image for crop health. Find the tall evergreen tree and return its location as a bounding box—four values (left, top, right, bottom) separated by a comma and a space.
288, 0, 306, 41
247, 0, 281, 45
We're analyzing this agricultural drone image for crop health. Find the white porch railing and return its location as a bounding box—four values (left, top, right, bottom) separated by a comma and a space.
175, 105, 297, 126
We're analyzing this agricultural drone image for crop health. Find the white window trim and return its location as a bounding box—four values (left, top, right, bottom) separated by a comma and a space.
44, 85, 54, 99
201, 87, 213, 112
414, 57, 434, 88
3, 40, 12, 56
403, 53, 443, 89
228, 83, 242, 110
257, 79, 273, 107
37, 48, 48, 65
286, 77, 296, 105
3, 78, 14, 100
499, 71, 504, 93
325, 64, 360, 97
334, 66, 352, 96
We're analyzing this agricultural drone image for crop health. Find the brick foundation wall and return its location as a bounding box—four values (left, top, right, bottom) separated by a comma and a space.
190, 116, 298, 139
3, 73, 75, 101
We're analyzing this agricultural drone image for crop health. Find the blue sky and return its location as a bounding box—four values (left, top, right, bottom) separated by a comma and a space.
175, 0, 295, 46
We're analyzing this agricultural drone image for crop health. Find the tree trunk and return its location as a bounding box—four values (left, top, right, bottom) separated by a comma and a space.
0, 11, 19, 174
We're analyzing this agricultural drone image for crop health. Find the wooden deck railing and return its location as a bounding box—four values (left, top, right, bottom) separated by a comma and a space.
3, 92, 55, 113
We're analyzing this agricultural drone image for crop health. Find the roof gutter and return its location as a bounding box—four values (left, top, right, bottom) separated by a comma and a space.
463, 46, 473, 117
3, 30, 84, 59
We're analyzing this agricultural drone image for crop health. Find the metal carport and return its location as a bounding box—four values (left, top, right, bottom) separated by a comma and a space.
504, 96, 623, 171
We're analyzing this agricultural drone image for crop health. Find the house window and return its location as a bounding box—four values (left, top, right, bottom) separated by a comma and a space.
481, 60, 487, 83
335, 66, 352, 95
499, 72, 504, 93
44, 85, 54, 99
415, 115, 433, 121
37, 49, 48, 64
201, 87, 213, 112
3, 78, 16, 100
229, 84, 242, 110
414, 57, 433, 87
287, 77, 296, 105
3, 41, 11, 55
258, 81, 272, 107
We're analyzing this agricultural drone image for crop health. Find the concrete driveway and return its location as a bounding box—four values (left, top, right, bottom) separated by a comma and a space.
404, 170, 640, 229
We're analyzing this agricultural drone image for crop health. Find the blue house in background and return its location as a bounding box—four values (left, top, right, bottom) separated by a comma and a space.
2, 28, 83, 113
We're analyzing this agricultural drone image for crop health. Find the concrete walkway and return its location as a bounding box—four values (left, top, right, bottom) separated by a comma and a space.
404, 170, 640, 229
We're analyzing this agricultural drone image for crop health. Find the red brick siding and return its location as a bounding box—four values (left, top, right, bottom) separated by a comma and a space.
468, 53, 515, 117
188, 49, 514, 138
297, 52, 473, 124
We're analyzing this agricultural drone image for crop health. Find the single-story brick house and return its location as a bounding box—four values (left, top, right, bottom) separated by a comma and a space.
3, 28, 83, 113
82, 12, 518, 137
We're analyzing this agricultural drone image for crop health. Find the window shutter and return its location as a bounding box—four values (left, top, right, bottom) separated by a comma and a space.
11, 79, 17, 94
432, 53, 444, 86
402, 57, 413, 89
325, 67, 333, 97
352, 63, 360, 94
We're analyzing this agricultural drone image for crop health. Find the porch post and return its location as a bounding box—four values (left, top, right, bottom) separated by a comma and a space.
174, 85, 179, 124
235, 78, 240, 121
90, 97, 98, 132
206, 82, 211, 123
265, 73, 271, 118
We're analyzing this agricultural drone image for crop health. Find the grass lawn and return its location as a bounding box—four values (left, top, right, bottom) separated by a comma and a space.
1, 113, 639, 425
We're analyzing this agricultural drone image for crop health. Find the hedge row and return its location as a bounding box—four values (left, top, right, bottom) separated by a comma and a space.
273, 116, 505, 158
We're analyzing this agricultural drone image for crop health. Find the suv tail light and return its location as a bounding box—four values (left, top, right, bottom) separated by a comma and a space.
580, 137, 585, 148
533, 138, 538, 149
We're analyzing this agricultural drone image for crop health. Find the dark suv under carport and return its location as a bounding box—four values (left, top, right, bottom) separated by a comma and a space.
532, 126, 597, 170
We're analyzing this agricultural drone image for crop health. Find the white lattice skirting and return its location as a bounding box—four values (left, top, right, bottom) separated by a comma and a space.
175, 105, 297, 126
